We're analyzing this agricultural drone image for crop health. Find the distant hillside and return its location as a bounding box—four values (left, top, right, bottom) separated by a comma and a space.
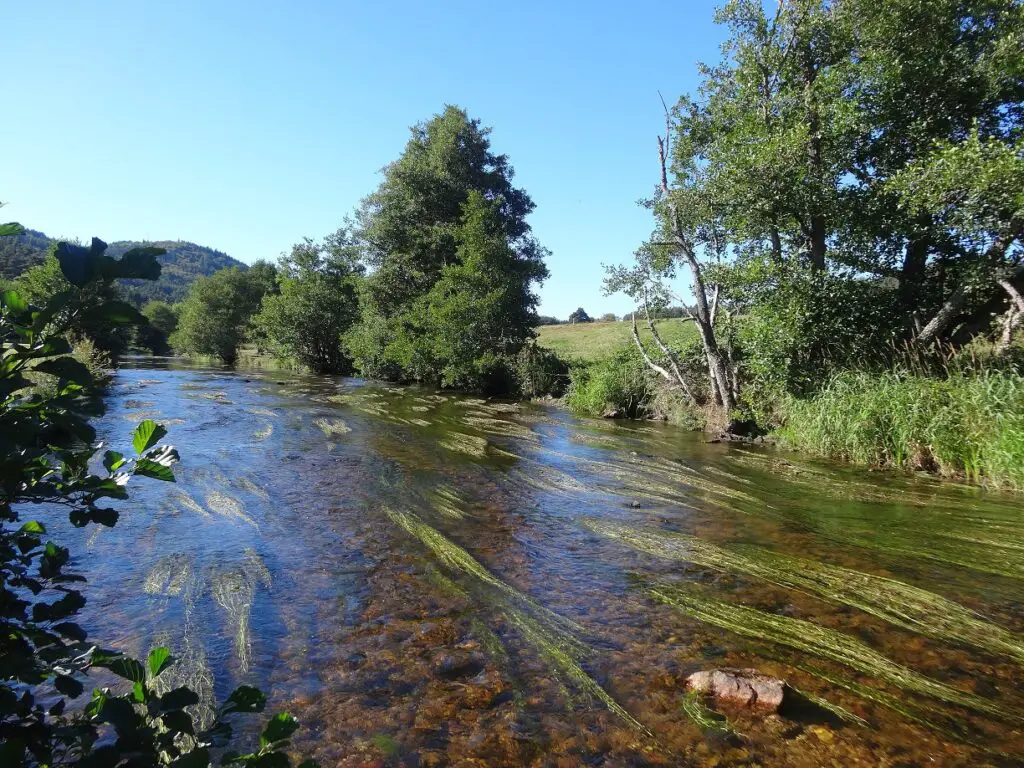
0, 229, 247, 305
0, 228, 52, 278
107, 240, 247, 305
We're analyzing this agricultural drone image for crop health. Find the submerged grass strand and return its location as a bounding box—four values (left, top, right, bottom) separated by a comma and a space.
586, 519, 1024, 666
650, 585, 1010, 721
387, 508, 647, 732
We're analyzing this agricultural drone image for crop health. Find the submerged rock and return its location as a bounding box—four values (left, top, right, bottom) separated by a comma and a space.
686, 668, 786, 710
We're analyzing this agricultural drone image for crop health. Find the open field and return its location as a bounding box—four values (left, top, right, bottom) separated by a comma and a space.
535, 319, 698, 362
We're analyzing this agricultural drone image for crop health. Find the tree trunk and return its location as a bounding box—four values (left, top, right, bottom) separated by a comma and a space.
917, 226, 1023, 345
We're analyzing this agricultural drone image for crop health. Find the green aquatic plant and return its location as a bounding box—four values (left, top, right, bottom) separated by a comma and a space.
438, 432, 490, 458
679, 691, 735, 735
430, 485, 468, 519
235, 475, 271, 501
313, 416, 351, 435
205, 490, 258, 528
461, 414, 537, 441
211, 550, 272, 673
170, 488, 211, 518
144, 553, 193, 596
254, 423, 273, 440
585, 519, 1024, 666
650, 585, 1010, 720
387, 509, 648, 731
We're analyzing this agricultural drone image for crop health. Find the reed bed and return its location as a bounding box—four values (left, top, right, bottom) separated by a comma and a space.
778, 370, 1024, 490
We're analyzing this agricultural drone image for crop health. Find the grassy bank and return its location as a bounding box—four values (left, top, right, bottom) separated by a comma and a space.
535, 320, 697, 363
777, 370, 1024, 490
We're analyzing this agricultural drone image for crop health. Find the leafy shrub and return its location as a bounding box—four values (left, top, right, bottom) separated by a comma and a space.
566, 348, 655, 418
515, 342, 570, 398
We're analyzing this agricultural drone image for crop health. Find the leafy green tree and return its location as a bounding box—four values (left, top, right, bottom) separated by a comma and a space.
252, 234, 363, 374
348, 106, 548, 387
171, 267, 273, 364
568, 308, 593, 324
137, 300, 179, 354
418, 191, 547, 390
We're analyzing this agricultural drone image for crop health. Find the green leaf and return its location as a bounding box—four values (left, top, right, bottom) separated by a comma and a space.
134, 458, 175, 482
1, 289, 28, 313
133, 420, 167, 454
69, 507, 120, 528
260, 712, 299, 746
117, 247, 165, 281
162, 708, 195, 736
19, 521, 45, 534
160, 687, 200, 711
54, 241, 98, 287
93, 655, 145, 683
0, 222, 25, 237
148, 647, 174, 678
84, 300, 147, 326
54, 674, 84, 699
33, 357, 93, 386
103, 450, 127, 472
170, 748, 210, 768
132, 681, 146, 703
223, 685, 266, 714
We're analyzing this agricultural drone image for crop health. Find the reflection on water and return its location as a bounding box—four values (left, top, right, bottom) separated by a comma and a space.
51, 357, 1024, 766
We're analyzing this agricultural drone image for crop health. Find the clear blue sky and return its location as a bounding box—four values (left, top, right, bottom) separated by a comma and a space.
1, 1, 725, 319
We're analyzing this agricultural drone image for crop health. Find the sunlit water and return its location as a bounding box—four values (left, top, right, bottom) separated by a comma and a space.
50, 358, 1024, 766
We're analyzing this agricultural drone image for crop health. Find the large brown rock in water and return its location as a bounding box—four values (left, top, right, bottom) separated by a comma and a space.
686, 668, 786, 710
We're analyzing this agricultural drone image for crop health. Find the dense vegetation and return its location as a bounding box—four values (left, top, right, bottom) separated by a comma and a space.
0, 222, 313, 766
568, 0, 1024, 486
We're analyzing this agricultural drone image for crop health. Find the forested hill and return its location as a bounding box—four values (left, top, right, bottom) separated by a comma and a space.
107, 240, 246, 305
0, 230, 247, 305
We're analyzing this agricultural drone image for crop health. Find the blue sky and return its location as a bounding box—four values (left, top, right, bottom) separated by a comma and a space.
2, 1, 726, 318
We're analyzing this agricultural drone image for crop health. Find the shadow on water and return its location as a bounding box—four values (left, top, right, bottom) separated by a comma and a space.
48, 356, 1024, 766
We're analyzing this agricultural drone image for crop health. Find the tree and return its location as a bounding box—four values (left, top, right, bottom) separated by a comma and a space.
252, 233, 363, 374
348, 106, 548, 387
605, 0, 1024, 427
599, 313, 619, 323
418, 191, 548, 390
171, 267, 273, 364
568, 307, 592, 324
136, 300, 179, 354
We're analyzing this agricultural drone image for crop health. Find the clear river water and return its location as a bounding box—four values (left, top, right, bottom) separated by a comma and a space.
57, 358, 1024, 766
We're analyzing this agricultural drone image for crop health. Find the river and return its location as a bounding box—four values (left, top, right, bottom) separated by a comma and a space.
62, 358, 1024, 766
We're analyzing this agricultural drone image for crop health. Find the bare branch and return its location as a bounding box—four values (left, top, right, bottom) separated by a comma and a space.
643, 300, 697, 403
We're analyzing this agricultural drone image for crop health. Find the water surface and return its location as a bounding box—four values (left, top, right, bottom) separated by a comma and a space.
62, 359, 1024, 766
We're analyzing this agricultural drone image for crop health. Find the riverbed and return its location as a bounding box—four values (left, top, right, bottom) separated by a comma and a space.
65, 358, 1024, 766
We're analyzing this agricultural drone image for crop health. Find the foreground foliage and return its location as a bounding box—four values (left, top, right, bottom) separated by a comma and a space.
0, 228, 312, 766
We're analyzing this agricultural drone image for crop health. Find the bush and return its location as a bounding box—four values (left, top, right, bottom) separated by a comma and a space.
516, 342, 570, 398
777, 370, 1024, 489
565, 348, 655, 418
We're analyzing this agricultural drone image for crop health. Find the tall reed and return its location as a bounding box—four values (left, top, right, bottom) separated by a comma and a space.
777, 370, 1024, 489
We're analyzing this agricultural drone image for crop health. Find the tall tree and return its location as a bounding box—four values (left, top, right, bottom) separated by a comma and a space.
348, 106, 548, 387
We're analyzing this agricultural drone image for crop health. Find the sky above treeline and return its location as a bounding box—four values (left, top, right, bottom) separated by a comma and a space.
2, 1, 727, 318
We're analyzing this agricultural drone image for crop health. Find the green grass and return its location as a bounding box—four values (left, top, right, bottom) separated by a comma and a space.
777, 370, 1024, 490
535, 320, 698, 363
